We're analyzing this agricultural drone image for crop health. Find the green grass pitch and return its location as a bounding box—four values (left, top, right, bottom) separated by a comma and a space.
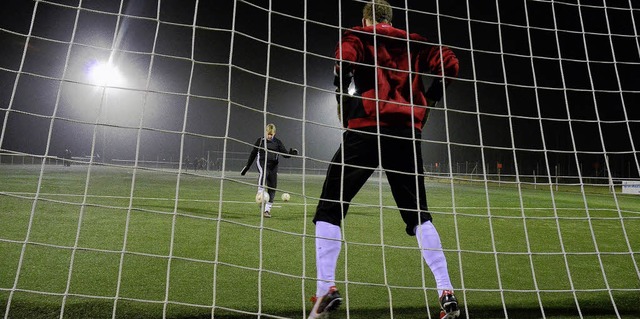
1, 165, 639, 318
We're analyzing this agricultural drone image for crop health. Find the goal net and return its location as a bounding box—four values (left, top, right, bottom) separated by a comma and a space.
1, 0, 639, 318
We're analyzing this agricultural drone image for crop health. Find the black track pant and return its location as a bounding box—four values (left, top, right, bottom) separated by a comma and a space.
257, 162, 278, 203
313, 127, 432, 236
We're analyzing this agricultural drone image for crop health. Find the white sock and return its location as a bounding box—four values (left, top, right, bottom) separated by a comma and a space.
315, 221, 342, 297
265, 201, 272, 212
415, 221, 453, 297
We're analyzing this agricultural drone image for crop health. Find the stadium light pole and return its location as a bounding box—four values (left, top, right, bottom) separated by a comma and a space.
87, 61, 126, 162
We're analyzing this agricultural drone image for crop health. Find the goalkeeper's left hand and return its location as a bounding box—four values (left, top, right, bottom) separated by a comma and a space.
289, 148, 299, 155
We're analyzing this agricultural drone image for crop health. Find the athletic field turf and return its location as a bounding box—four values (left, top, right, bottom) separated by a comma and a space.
1, 165, 639, 318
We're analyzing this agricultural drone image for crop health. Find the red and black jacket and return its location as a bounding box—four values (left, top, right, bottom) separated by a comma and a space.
335, 23, 459, 131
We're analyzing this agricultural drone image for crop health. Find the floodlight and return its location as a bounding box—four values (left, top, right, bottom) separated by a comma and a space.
88, 61, 125, 87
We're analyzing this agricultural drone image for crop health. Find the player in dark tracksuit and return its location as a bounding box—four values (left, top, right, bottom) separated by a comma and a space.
308, 1, 461, 318
241, 123, 298, 218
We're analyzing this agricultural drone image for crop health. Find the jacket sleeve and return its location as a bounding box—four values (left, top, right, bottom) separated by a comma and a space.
334, 32, 362, 93
334, 32, 363, 126
335, 31, 363, 64
244, 138, 261, 168
420, 45, 459, 102
276, 139, 291, 159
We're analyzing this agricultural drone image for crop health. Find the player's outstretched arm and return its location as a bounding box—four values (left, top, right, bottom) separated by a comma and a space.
241, 137, 261, 174
275, 138, 297, 158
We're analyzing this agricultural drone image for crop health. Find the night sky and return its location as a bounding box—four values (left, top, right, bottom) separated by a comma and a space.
0, 0, 639, 178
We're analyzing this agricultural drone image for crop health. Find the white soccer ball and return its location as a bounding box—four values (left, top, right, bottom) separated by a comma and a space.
255, 191, 270, 204
281, 193, 291, 202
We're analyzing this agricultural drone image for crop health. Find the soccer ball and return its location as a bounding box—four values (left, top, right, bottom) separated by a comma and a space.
281, 193, 291, 202
255, 191, 270, 204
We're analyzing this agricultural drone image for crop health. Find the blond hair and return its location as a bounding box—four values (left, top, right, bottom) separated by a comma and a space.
363, 0, 392, 23
266, 123, 276, 134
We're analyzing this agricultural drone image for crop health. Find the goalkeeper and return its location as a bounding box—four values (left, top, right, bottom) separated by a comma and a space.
309, 1, 460, 319
241, 123, 298, 218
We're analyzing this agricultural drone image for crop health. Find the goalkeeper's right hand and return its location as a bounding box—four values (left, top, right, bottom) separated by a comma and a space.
240, 166, 249, 176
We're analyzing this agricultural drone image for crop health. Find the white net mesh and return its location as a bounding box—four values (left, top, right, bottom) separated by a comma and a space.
1, 0, 639, 318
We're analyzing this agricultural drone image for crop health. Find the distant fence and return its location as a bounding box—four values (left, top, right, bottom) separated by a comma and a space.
0, 153, 65, 165
1, 152, 637, 191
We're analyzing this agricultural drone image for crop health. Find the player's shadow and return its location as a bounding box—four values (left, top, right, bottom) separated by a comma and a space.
5, 292, 638, 319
